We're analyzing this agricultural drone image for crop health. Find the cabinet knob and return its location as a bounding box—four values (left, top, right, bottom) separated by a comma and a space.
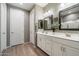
61, 47, 66, 52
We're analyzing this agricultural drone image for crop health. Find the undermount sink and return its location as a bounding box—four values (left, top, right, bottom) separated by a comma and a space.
52, 32, 71, 38
65, 33, 71, 37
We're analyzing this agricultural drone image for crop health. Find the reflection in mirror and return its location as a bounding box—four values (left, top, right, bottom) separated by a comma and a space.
52, 17, 60, 32
59, 4, 79, 30
53, 17, 59, 27
44, 15, 53, 30
38, 20, 43, 29
61, 20, 79, 29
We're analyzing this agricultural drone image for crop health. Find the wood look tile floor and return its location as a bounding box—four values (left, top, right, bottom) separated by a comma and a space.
2, 43, 47, 56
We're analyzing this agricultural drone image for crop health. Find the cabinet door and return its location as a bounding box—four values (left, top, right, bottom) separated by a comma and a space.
41, 36, 46, 51
62, 45, 79, 56
45, 38, 52, 55
37, 34, 42, 48
52, 41, 62, 56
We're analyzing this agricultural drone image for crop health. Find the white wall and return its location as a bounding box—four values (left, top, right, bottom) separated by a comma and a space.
1, 3, 7, 51
35, 5, 44, 23
29, 5, 44, 45
30, 7, 35, 45
35, 5, 44, 32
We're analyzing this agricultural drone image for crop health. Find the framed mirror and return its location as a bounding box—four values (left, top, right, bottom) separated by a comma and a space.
43, 15, 53, 30
53, 17, 59, 29
53, 17, 59, 25
59, 4, 79, 30
38, 20, 43, 29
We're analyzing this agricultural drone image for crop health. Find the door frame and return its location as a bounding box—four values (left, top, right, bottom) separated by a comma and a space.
29, 6, 37, 46
30, 7, 35, 45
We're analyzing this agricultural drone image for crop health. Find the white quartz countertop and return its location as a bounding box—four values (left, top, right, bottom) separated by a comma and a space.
37, 32, 79, 42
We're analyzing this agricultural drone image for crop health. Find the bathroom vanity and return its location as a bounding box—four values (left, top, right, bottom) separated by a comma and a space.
37, 4, 79, 56
37, 32, 79, 56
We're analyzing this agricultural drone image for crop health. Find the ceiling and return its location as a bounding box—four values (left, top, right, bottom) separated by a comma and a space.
8, 3, 35, 11
36, 3, 48, 7
8, 3, 49, 11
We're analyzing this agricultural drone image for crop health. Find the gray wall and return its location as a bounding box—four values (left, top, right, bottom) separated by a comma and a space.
0, 4, 1, 52
7, 4, 10, 46
24, 11, 30, 42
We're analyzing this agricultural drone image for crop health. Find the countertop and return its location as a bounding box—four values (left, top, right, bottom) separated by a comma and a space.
37, 32, 79, 42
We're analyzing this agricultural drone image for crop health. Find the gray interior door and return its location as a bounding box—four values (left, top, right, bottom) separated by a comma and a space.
10, 7, 24, 46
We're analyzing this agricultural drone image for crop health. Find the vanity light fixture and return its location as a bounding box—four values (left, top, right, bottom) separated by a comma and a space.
60, 3, 65, 8
48, 10, 53, 16
44, 9, 53, 17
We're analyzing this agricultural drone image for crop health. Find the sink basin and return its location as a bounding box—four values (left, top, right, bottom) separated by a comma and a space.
65, 34, 71, 37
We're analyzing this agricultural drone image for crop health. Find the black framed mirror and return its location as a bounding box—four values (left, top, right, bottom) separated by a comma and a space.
43, 15, 53, 30
38, 20, 43, 29
59, 4, 79, 30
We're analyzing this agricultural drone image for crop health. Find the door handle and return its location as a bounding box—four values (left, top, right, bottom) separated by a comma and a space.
2, 32, 6, 34
11, 32, 14, 34
61, 47, 66, 52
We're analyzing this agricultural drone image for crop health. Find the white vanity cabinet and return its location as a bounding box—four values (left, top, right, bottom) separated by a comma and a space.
52, 41, 79, 56
45, 35, 52, 55
40, 35, 46, 51
52, 37, 79, 56
37, 34, 52, 55
37, 34, 46, 51
62, 45, 79, 56
37, 32, 79, 56
37, 34, 42, 49
52, 41, 62, 56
